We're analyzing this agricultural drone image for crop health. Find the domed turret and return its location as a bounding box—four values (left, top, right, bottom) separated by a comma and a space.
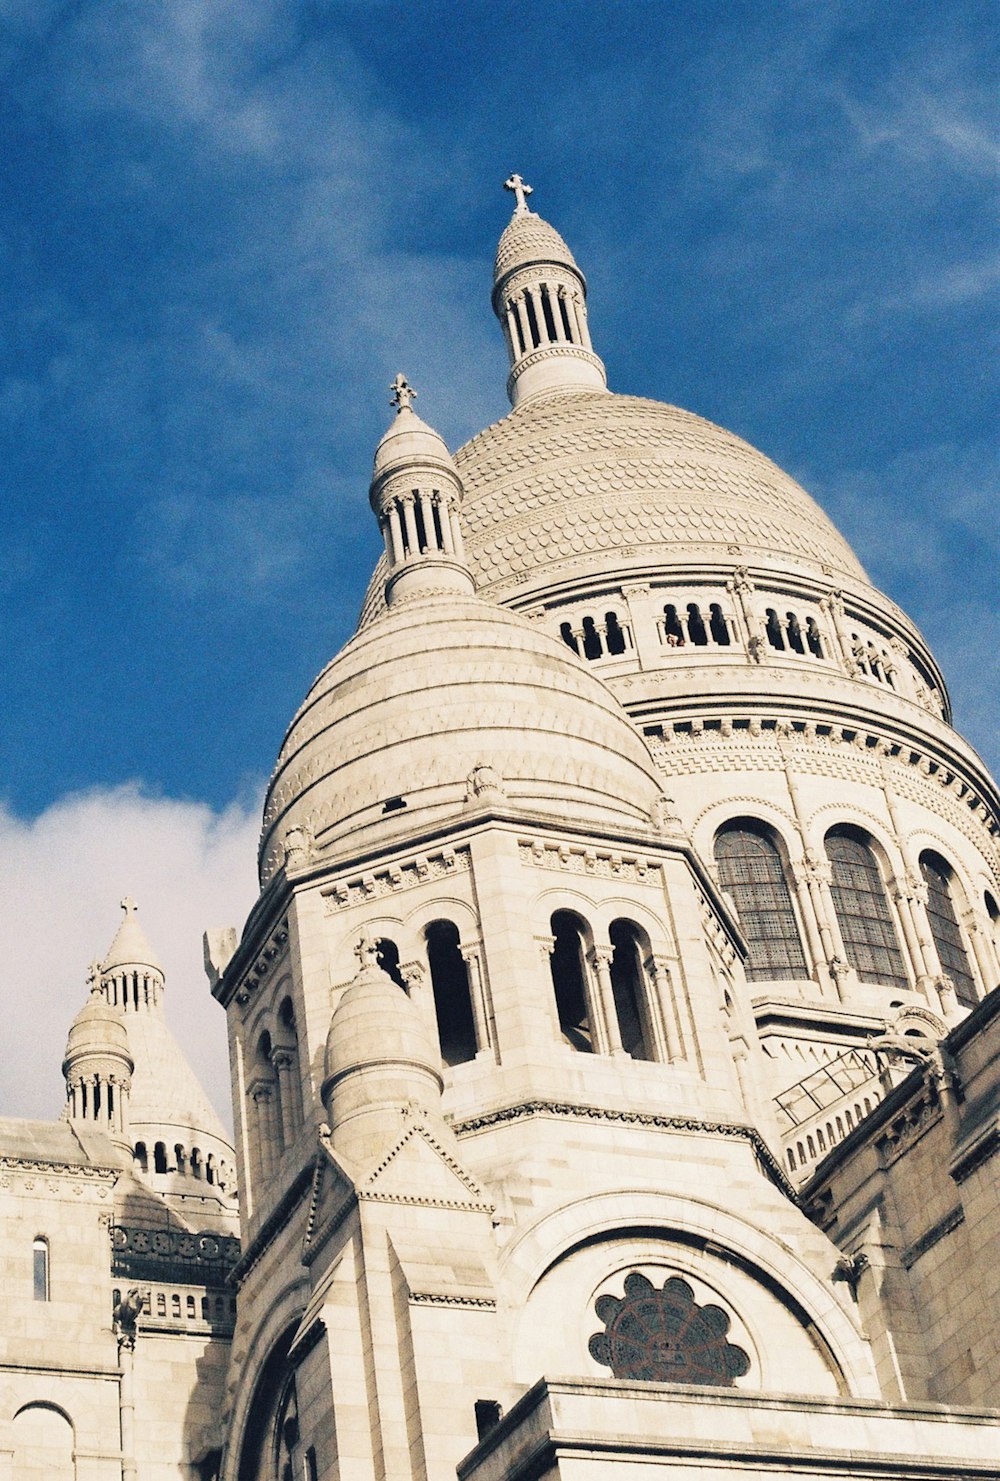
370, 375, 475, 607
322, 935, 443, 1163
493, 174, 607, 406
63, 961, 133, 1149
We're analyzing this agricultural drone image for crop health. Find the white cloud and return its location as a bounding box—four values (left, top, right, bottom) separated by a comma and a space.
0, 786, 261, 1129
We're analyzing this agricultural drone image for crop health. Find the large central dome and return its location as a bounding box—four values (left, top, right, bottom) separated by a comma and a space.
359, 390, 866, 626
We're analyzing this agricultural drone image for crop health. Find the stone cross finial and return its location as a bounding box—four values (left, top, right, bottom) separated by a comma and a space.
120, 895, 138, 918
389, 373, 416, 412
353, 931, 380, 970
504, 173, 533, 213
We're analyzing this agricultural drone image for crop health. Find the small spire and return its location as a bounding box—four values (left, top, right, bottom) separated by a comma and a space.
504, 172, 533, 215
87, 959, 103, 996
389, 373, 417, 412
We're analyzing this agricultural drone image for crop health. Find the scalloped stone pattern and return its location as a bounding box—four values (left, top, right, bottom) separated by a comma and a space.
494, 211, 579, 280
357, 392, 867, 629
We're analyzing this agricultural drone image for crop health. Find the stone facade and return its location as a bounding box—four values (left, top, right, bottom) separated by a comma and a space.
3, 180, 999, 1479
0, 908, 240, 1480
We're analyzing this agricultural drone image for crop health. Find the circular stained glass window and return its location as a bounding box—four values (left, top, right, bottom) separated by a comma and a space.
588, 1271, 750, 1386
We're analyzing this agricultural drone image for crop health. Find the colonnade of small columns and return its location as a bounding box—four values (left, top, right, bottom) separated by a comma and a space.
247, 1032, 305, 1186
104, 968, 163, 1010
536, 917, 693, 1068
377, 483, 466, 569
548, 575, 944, 715
502, 276, 591, 360
66, 1071, 130, 1134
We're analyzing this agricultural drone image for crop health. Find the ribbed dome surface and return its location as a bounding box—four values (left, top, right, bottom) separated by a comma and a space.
260, 594, 664, 884
64, 994, 131, 1064
494, 210, 580, 285
358, 391, 867, 627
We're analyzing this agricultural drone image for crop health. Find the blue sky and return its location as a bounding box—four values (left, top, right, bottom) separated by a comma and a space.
0, 1, 996, 1120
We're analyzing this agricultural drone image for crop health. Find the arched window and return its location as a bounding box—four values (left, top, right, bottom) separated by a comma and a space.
549, 912, 593, 1051
604, 611, 627, 656
425, 920, 477, 1066
786, 612, 805, 654
608, 920, 655, 1060
765, 609, 785, 650
153, 1141, 168, 1174
33, 1237, 49, 1301
662, 605, 684, 644
714, 823, 808, 982
581, 615, 602, 659
709, 603, 731, 645
559, 621, 579, 654
133, 1141, 148, 1174
375, 938, 408, 991
190, 1147, 202, 1179
920, 852, 977, 1006
175, 1144, 186, 1175
686, 603, 708, 645
806, 617, 824, 658
825, 830, 908, 989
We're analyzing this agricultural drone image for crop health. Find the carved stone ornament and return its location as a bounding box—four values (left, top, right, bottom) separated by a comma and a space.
589, 1272, 750, 1386
465, 761, 506, 803
113, 1285, 144, 1350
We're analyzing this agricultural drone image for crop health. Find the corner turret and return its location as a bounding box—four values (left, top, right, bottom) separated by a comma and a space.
369, 375, 475, 607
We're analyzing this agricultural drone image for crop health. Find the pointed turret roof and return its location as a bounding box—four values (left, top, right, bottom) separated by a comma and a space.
103, 896, 164, 974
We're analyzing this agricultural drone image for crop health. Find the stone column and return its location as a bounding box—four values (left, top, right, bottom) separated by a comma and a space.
650, 956, 683, 1061
435, 492, 455, 553
590, 945, 625, 1056
511, 293, 530, 354
790, 865, 831, 993
399, 492, 419, 556
460, 943, 495, 1061
271, 1048, 302, 1148
386, 504, 405, 564
250, 1082, 279, 1181
535, 934, 563, 1042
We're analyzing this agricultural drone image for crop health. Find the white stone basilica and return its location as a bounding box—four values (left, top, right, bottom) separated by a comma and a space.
3, 177, 1000, 1478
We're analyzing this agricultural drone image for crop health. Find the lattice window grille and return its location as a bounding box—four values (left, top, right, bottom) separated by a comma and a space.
715, 826, 809, 982
825, 834, 909, 989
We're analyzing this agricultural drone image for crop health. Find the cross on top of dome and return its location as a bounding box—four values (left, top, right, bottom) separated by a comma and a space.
121, 894, 138, 917
504, 173, 533, 214
389, 373, 417, 412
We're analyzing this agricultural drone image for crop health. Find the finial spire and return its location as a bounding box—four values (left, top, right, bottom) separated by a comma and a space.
120, 895, 138, 919
504, 173, 533, 215
87, 958, 103, 996
389, 373, 417, 412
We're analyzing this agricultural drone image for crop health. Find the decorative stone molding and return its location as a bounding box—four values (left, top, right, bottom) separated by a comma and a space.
323, 845, 471, 912
235, 922, 289, 1006
900, 1206, 965, 1269
518, 838, 653, 883
451, 1101, 795, 1199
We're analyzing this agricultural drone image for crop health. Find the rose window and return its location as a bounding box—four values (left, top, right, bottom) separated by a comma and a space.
588, 1272, 750, 1385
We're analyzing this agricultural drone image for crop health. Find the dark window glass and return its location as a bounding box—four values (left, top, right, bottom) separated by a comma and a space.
33, 1238, 48, 1301
826, 832, 908, 988
550, 912, 593, 1051
921, 853, 977, 1006
609, 921, 654, 1059
715, 825, 808, 981
425, 920, 477, 1066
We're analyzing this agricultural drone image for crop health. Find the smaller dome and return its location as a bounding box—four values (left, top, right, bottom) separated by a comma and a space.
494, 209, 581, 289
103, 898, 164, 974
324, 957, 441, 1090
63, 991, 131, 1069
372, 404, 454, 482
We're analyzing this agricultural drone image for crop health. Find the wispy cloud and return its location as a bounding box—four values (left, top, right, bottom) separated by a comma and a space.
0, 786, 260, 1126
